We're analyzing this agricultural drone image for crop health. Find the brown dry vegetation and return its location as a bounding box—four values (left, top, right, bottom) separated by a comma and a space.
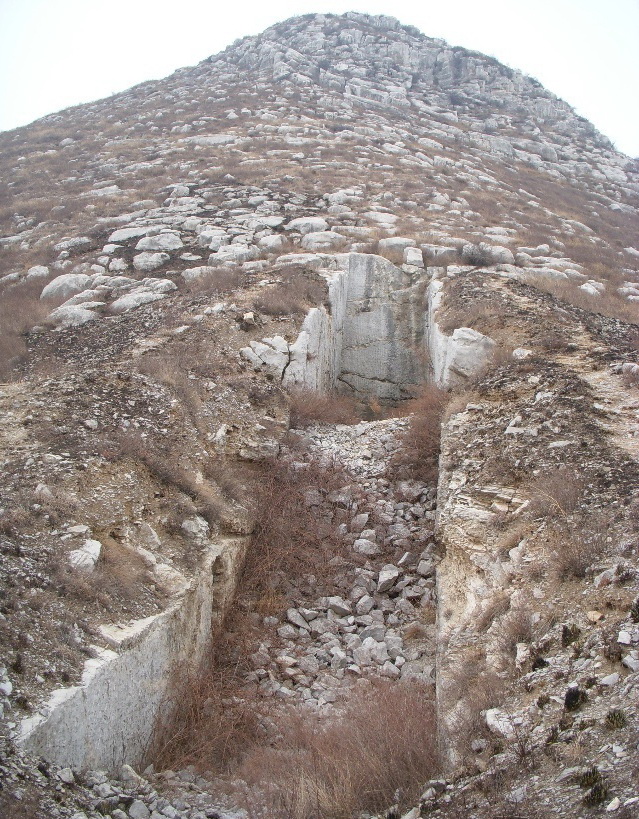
0, 281, 49, 380
391, 385, 448, 481
288, 388, 360, 428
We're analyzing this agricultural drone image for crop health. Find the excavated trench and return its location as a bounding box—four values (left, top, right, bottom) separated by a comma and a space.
18, 255, 497, 779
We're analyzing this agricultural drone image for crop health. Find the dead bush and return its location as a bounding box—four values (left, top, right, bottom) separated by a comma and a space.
493, 607, 534, 659
253, 268, 326, 317
147, 627, 264, 773
528, 466, 585, 517
544, 518, 608, 580
288, 389, 359, 427
244, 455, 348, 604
391, 385, 447, 481
238, 680, 438, 819
184, 266, 244, 295
0, 281, 49, 379
115, 433, 226, 527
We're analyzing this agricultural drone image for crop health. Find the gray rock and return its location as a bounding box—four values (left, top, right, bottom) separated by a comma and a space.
133, 252, 170, 272
301, 231, 347, 251
136, 232, 183, 252
47, 304, 100, 328
377, 565, 401, 593
109, 290, 167, 314
287, 608, 310, 630
285, 216, 329, 234
353, 538, 381, 556
129, 800, 151, 819
326, 596, 352, 616
41, 273, 91, 302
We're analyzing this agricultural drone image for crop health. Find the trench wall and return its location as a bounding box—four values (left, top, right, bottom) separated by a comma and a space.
18, 536, 248, 771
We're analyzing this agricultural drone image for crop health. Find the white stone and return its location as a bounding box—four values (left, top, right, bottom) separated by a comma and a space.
301, 231, 347, 251
68, 539, 101, 573
41, 274, 91, 303
47, 305, 99, 328
135, 233, 183, 252
285, 216, 329, 234
485, 708, 515, 737
404, 246, 424, 267
108, 227, 149, 243
377, 565, 401, 593
109, 291, 167, 314
133, 252, 169, 272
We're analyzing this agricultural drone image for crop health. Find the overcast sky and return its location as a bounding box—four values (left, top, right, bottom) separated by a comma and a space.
1, 0, 637, 156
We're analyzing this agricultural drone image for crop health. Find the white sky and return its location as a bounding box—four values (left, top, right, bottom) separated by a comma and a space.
0, 0, 638, 156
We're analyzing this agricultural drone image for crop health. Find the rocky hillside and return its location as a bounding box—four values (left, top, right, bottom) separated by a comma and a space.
0, 12, 638, 819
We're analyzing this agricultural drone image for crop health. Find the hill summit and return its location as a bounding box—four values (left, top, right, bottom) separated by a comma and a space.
0, 12, 638, 819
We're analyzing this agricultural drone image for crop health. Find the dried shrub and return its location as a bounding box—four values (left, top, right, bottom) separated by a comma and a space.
528, 466, 585, 517
253, 268, 326, 316
544, 518, 607, 581
238, 680, 438, 819
184, 266, 244, 295
0, 281, 49, 379
115, 433, 227, 527
391, 385, 447, 481
493, 608, 534, 659
288, 388, 359, 428
245, 455, 347, 603
137, 353, 208, 436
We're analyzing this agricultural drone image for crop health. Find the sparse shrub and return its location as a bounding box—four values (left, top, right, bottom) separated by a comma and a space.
184, 266, 244, 295
253, 268, 326, 316
583, 782, 609, 806
245, 454, 347, 601
288, 388, 359, 427
579, 766, 602, 788
630, 596, 639, 623
543, 516, 607, 581
391, 385, 447, 481
561, 624, 581, 647
237, 680, 438, 819
528, 466, 585, 517
493, 608, 534, 659
564, 686, 588, 712
604, 708, 627, 729
0, 280, 49, 379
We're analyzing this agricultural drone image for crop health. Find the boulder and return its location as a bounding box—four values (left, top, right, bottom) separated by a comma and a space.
135, 232, 183, 252
301, 231, 347, 251
41, 273, 91, 303
285, 216, 329, 234
133, 252, 170, 272
377, 564, 401, 593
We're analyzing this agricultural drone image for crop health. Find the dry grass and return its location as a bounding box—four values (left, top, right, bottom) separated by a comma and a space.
391, 385, 448, 481
527, 466, 585, 517
184, 266, 245, 296
0, 281, 49, 380
238, 680, 438, 819
288, 389, 360, 428
147, 624, 264, 773
244, 454, 347, 602
114, 432, 227, 527
543, 517, 608, 581
253, 267, 326, 317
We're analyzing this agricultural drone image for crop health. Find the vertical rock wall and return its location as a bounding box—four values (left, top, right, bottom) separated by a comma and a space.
18, 537, 248, 771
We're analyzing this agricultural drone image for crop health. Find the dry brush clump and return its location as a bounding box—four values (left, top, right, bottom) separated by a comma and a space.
243, 453, 348, 607
288, 388, 360, 428
253, 266, 327, 317
0, 280, 49, 379
391, 385, 448, 482
237, 680, 438, 819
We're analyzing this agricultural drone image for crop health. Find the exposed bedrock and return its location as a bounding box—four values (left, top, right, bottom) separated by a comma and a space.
18, 537, 248, 771
243, 253, 496, 398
